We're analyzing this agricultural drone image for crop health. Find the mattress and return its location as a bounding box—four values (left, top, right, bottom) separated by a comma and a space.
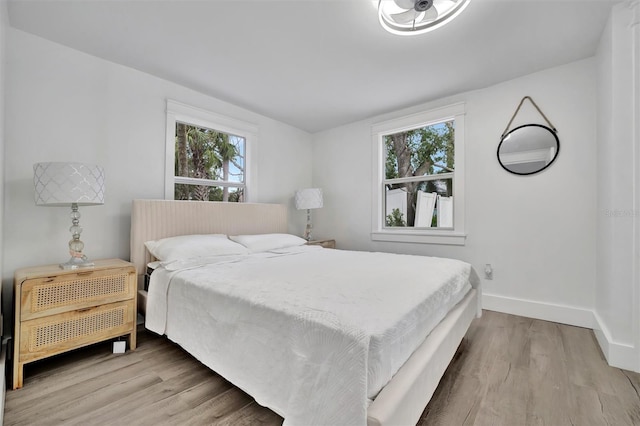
146, 246, 474, 426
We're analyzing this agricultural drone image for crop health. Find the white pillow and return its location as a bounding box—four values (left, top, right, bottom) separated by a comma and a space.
229, 233, 307, 252
144, 234, 249, 262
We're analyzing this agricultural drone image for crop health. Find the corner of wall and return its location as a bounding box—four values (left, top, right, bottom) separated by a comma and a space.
593, 1, 640, 373
593, 312, 638, 371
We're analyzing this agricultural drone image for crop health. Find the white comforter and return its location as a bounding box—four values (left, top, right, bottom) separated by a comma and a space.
146, 246, 474, 426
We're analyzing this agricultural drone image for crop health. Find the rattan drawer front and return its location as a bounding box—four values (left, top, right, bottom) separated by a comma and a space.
21, 267, 136, 320
19, 301, 135, 363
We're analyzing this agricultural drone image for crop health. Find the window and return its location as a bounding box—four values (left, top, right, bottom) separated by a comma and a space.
165, 100, 257, 202
371, 103, 466, 245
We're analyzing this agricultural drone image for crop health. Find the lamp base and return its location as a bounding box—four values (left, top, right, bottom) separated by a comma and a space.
60, 203, 94, 270
304, 208, 313, 241
59, 256, 95, 270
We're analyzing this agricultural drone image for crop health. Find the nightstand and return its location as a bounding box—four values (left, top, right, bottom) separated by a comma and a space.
12, 258, 137, 389
306, 239, 336, 249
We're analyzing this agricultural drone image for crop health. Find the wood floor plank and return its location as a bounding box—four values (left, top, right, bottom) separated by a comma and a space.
525, 320, 573, 425
109, 374, 234, 426
419, 361, 486, 425
7, 336, 182, 413
415, 311, 640, 426
173, 387, 255, 425
5, 311, 640, 426
212, 401, 283, 426
12, 371, 160, 423
67, 370, 230, 426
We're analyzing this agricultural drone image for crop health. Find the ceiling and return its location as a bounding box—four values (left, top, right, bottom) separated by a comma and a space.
7, 0, 617, 133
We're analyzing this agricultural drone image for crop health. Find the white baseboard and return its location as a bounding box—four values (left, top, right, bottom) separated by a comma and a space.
482, 293, 595, 328
592, 312, 638, 372
482, 293, 639, 372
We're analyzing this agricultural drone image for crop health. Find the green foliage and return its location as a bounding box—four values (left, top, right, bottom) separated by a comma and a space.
383, 120, 455, 226
384, 120, 454, 180
385, 208, 406, 227
385, 144, 399, 180
174, 122, 244, 201
174, 184, 244, 202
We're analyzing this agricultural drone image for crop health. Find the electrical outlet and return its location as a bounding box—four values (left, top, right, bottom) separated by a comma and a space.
484, 264, 493, 280
113, 341, 126, 354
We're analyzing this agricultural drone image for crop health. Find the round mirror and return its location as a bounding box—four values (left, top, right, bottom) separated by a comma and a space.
497, 124, 559, 175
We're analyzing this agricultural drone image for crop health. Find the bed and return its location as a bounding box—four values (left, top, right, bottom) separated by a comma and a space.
130, 199, 481, 426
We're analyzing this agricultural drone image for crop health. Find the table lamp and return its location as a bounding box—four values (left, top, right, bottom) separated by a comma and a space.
295, 188, 323, 241
33, 162, 105, 269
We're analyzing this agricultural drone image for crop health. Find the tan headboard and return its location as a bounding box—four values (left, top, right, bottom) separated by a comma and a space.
130, 199, 288, 278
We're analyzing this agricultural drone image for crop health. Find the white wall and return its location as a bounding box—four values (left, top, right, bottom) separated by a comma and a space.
0, 0, 7, 419
3, 29, 313, 325
595, 2, 640, 371
0, 0, 7, 312
312, 58, 598, 328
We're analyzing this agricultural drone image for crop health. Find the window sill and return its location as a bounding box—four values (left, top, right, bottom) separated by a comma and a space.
371, 230, 467, 246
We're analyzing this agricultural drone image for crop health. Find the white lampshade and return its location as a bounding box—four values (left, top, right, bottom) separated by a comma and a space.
295, 188, 323, 210
34, 162, 105, 206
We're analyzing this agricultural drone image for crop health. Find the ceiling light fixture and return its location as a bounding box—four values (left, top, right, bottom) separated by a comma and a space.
378, 0, 470, 36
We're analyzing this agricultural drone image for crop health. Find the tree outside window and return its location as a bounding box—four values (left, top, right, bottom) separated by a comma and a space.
372, 102, 465, 245
165, 100, 256, 203
384, 120, 454, 228
174, 122, 245, 202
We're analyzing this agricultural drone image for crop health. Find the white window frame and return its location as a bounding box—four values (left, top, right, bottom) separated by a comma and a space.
165, 100, 258, 201
371, 102, 466, 245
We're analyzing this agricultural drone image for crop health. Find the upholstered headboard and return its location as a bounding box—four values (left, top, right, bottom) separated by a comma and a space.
130, 199, 288, 281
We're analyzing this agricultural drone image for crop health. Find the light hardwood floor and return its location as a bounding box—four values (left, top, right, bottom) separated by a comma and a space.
5, 310, 640, 425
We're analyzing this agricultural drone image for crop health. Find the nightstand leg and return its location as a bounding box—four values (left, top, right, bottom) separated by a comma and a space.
13, 362, 23, 390
128, 329, 137, 351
